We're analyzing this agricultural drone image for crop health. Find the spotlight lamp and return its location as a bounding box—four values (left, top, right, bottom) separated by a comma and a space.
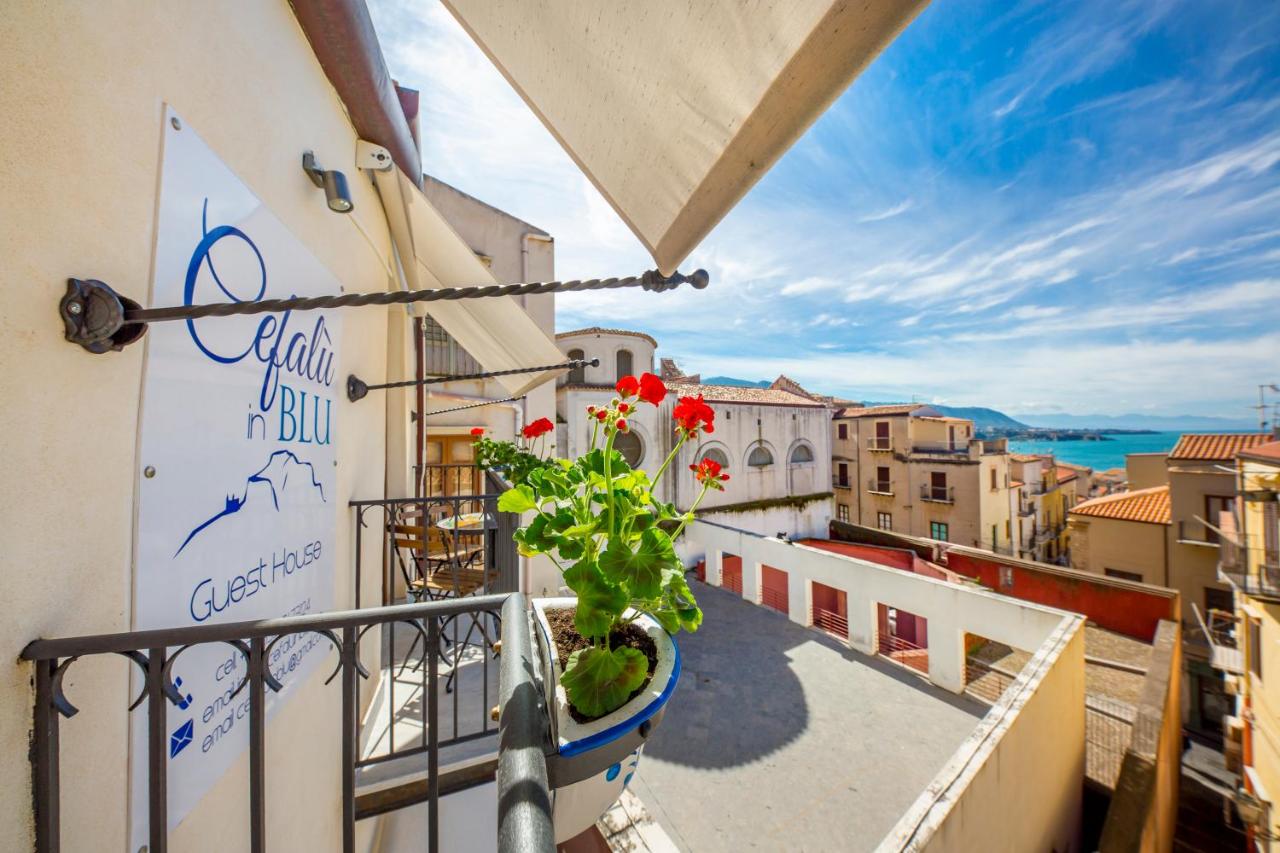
302, 151, 354, 214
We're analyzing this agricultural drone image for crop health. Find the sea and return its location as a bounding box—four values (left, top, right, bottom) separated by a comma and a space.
1006, 431, 1190, 472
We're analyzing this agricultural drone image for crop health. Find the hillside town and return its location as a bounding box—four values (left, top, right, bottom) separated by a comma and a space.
4, 4, 1278, 853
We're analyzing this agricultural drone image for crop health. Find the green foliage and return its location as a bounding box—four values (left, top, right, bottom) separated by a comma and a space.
561, 646, 649, 718
475, 398, 719, 718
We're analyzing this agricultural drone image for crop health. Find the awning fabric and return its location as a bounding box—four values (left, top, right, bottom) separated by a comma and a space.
371, 165, 564, 397
442, 0, 929, 275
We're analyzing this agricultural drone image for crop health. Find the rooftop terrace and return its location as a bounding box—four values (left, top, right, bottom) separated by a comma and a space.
632, 584, 984, 851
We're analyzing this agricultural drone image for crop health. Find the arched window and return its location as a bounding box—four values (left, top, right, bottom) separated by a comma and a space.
747, 444, 774, 468
699, 447, 730, 470
566, 348, 585, 384
616, 348, 633, 381
790, 444, 814, 464
614, 430, 644, 467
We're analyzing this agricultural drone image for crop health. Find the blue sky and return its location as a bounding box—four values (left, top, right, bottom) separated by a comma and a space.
370, 0, 1280, 418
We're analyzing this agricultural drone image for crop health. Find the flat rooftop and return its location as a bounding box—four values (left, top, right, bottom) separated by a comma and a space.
631, 582, 986, 852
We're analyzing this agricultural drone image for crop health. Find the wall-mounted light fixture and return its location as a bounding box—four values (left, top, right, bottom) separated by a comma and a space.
302, 151, 353, 214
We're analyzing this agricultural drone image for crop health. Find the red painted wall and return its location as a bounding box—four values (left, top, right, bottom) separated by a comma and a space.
761, 565, 789, 614
800, 539, 915, 571
945, 551, 1176, 642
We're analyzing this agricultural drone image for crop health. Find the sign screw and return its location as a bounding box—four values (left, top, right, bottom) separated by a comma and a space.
143, 466, 156, 479
66, 301, 82, 315
170, 116, 181, 131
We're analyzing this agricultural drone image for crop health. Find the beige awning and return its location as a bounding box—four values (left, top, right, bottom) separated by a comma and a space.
370, 164, 564, 396
443, 0, 929, 275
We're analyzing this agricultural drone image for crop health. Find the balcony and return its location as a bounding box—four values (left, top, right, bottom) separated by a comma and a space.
1219, 530, 1280, 602
866, 437, 894, 453
920, 484, 955, 504
22, 475, 554, 853
867, 478, 895, 496
832, 474, 851, 490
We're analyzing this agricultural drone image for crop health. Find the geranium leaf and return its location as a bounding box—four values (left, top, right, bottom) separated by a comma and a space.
497, 485, 538, 514
563, 559, 628, 637
561, 646, 648, 718
599, 527, 678, 600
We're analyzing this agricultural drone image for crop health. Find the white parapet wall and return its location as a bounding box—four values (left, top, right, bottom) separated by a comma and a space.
684, 519, 1086, 852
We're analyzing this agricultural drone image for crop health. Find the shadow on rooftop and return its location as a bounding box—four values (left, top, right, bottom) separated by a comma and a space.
644, 581, 982, 772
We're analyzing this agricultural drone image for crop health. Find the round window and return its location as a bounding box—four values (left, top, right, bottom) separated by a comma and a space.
699, 447, 730, 469
614, 430, 644, 467
790, 444, 814, 464
747, 445, 774, 467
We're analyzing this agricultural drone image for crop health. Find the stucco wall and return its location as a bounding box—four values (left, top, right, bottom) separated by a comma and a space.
1067, 514, 1170, 589
1126, 454, 1169, 490
0, 4, 401, 850
881, 616, 1085, 853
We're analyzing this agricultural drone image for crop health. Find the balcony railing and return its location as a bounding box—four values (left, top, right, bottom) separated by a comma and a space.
920, 484, 955, 504
910, 441, 969, 456
1177, 519, 1220, 547
1220, 541, 1280, 602
22, 590, 552, 853
867, 478, 894, 496
832, 474, 851, 489
866, 437, 893, 452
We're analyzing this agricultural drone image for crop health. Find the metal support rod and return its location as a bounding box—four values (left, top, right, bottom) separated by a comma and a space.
248, 637, 267, 853
427, 617, 441, 853
496, 593, 554, 853
341, 626, 357, 853
422, 396, 525, 418
347, 358, 597, 402
33, 658, 60, 853
60, 270, 708, 353
146, 647, 169, 853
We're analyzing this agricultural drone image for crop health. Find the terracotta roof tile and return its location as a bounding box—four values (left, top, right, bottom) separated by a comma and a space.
556, 326, 658, 347
1168, 433, 1272, 461
1070, 486, 1170, 525
667, 382, 825, 408
1057, 469, 1078, 483
1011, 453, 1043, 463
834, 403, 927, 419
1241, 440, 1280, 462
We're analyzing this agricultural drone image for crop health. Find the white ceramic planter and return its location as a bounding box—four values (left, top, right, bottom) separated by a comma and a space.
532, 597, 681, 844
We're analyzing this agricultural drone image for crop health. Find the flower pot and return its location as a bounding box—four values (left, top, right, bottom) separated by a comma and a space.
532, 596, 681, 844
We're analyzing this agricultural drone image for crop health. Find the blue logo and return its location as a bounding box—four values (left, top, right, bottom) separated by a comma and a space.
174, 676, 194, 710
175, 449, 326, 556
170, 719, 195, 758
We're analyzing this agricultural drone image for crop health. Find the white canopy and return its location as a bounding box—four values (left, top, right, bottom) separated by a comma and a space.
371, 164, 565, 397
443, 0, 929, 274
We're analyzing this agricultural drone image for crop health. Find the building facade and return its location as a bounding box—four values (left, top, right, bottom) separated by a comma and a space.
1069, 432, 1274, 737
832, 405, 1015, 554
1217, 441, 1280, 847
554, 331, 833, 538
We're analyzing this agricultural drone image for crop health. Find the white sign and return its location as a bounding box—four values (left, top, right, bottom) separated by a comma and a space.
130, 108, 343, 841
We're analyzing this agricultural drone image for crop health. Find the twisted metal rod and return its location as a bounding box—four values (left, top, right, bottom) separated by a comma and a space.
125, 269, 709, 323
347, 359, 598, 402
422, 396, 525, 418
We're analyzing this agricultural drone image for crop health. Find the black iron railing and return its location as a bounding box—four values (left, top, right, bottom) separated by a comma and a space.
22, 594, 523, 853
348, 469, 520, 776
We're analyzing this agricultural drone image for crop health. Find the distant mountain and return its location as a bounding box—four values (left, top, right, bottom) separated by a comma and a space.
1015, 413, 1260, 432
701, 376, 771, 388
929, 406, 1029, 429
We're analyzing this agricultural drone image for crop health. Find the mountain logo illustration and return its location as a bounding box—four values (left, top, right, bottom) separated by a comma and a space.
175, 450, 326, 556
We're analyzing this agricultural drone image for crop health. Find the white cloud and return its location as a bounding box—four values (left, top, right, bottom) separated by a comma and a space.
857, 198, 914, 223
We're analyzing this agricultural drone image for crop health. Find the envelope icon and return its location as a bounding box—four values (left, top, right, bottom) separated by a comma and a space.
169, 719, 194, 758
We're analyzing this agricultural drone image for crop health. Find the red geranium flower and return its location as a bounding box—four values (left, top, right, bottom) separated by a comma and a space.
673, 394, 715, 437
638, 372, 667, 406
522, 417, 554, 439
618, 402, 630, 414
616, 418, 629, 433
690, 456, 730, 489
616, 375, 640, 398
470, 427, 485, 437
595, 409, 608, 421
